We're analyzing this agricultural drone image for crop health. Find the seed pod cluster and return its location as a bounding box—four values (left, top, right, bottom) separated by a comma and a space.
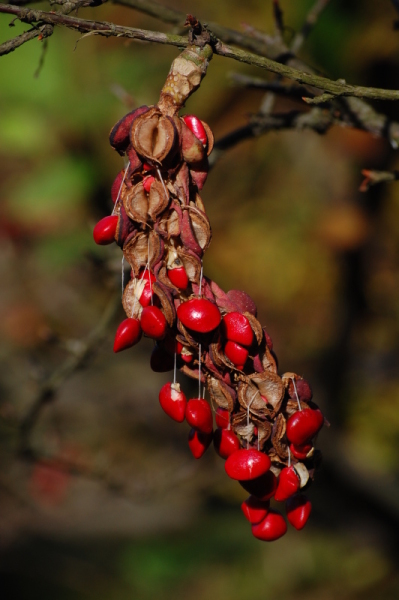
95, 42, 325, 542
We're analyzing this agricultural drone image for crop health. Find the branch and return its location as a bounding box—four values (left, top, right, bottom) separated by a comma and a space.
19, 292, 120, 456
359, 168, 399, 191
2, 4, 399, 102
0, 22, 52, 55
290, 0, 331, 55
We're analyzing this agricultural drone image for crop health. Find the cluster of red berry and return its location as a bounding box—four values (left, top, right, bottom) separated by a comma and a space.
93, 43, 325, 542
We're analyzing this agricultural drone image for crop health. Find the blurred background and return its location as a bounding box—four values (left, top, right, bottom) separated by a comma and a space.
1, 0, 399, 598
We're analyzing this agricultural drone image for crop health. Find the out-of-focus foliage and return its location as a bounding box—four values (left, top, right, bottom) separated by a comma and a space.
1, 1, 399, 598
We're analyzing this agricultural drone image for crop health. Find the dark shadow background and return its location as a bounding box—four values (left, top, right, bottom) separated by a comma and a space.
1, 1, 399, 598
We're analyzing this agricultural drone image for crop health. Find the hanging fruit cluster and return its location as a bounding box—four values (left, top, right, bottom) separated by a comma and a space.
94, 29, 325, 542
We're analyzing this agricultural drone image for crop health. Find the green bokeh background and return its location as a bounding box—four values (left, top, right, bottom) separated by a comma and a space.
1, 1, 399, 598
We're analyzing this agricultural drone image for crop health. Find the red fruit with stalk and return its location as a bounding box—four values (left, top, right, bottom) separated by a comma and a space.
274, 466, 300, 502
222, 312, 254, 347
224, 340, 248, 367
113, 318, 141, 352
182, 115, 208, 146
241, 496, 270, 525
141, 306, 167, 339
286, 494, 312, 530
93, 215, 118, 245
167, 266, 189, 290
185, 398, 213, 434
225, 449, 270, 481
286, 408, 324, 445
215, 407, 230, 429
213, 428, 240, 459
188, 428, 213, 459
177, 298, 221, 333
239, 470, 277, 500
290, 442, 313, 460
159, 382, 187, 422
251, 509, 287, 541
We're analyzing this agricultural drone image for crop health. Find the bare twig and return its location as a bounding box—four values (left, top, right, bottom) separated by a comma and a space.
359, 169, 399, 191
290, 0, 331, 55
19, 293, 120, 456
0, 22, 52, 55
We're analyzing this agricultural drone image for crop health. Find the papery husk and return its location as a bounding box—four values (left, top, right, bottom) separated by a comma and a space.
207, 377, 235, 412
271, 414, 289, 461
123, 230, 163, 275
250, 371, 285, 413
131, 107, 178, 164
122, 280, 142, 320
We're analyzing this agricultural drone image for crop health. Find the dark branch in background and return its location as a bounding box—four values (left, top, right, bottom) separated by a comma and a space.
2, 3, 399, 102
229, 72, 314, 98
360, 168, 399, 191
0, 22, 52, 55
290, 0, 331, 54
19, 293, 120, 458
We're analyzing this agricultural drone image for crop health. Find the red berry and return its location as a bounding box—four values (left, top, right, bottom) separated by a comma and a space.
224, 340, 248, 367
113, 318, 141, 352
93, 215, 118, 245
188, 428, 213, 459
182, 115, 208, 146
215, 408, 229, 429
213, 428, 240, 459
274, 466, 300, 502
139, 285, 153, 307
222, 312, 253, 347
286, 494, 312, 530
290, 442, 313, 460
143, 163, 152, 171
177, 298, 221, 333
143, 175, 155, 193
225, 449, 271, 481
251, 509, 287, 541
241, 496, 270, 525
185, 398, 213, 434
141, 306, 167, 340
159, 382, 187, 422
167, 266, 189, 290
286, 408, 324, 446
239, 471, 277, 500
180, 346, 193, 363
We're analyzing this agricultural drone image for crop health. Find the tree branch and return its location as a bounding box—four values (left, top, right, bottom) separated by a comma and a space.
0, 22, 52, 55
2, 3, 399, 102
19, 292, 120, 457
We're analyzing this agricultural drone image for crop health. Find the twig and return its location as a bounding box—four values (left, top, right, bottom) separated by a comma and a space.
229, 72, 314, 99
290, 0, 331, 55
19, 292, 120, 456
0, 22, 52, 55
2, 4, 399, 102
359, 169, 399, 192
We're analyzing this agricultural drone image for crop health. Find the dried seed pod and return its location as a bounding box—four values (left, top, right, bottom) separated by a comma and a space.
131, 107, 178, 164
109, 105, 149, 154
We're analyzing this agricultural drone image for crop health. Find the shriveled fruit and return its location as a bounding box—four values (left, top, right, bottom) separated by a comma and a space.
113, 318, 141, 352
225, 449, 270, 481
